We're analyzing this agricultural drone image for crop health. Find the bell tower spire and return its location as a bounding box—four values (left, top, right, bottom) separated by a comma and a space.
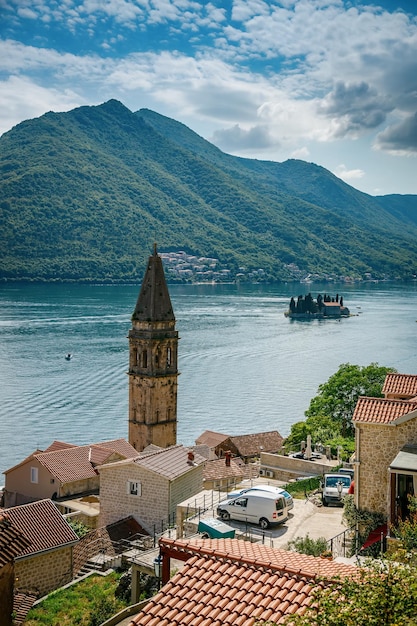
128, 245, 179, 451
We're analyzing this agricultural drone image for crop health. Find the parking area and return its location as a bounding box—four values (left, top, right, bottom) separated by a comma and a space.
208, 497, 346, 549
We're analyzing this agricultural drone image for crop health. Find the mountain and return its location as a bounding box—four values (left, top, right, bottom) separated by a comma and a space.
1, 99, 416, 283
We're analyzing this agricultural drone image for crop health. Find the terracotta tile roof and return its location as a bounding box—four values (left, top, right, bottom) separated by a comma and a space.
33, 439, 139, 484
3, 499, 78, 557
134, 445, 206, 480
226, 432, 284, 456
195, 431, 229, 448
203, 459, 245, 482
352, 396, 417, 425
43, 441, 77, 453
95, 439, 140, 458
382, 373, 417, 399
129, 538, 357, 626
34, 445, 114, 483
0, 514, 31, 566
4, 439, 138, 480
13, 591, 38, 625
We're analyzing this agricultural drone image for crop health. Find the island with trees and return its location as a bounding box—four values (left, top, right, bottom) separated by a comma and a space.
285, 293, 350, 319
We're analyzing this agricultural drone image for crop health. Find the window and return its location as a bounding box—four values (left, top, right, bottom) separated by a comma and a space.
127, 480, 141, 496
30, 467, 38, 483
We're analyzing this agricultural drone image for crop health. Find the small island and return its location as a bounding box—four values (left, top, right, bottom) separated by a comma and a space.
285, 293, 350, 319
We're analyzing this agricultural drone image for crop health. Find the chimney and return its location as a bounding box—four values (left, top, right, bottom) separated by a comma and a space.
187, 451, 195, 465
225, 450, 231, 467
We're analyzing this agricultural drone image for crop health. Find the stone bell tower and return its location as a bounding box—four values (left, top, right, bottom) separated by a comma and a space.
128, 244, 179, 452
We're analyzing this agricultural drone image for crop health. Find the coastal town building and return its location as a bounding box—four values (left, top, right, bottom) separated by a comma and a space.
128, 244, 179, 452
0, 513, 31, 626
3, 499, 78, 597
352, 372, 417, 530
3, 438, 138, 508
129, 536, 357, 625
98, 444, 205, 531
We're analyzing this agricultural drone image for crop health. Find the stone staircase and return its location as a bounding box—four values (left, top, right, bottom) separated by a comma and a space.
75, 552, 122, 578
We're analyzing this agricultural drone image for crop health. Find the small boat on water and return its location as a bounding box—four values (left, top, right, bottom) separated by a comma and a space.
65, 353, 72, 361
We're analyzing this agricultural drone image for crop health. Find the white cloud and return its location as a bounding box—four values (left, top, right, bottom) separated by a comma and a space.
333, 163, 365, 182
0, 75, 84, 135
1, 0, 417, 194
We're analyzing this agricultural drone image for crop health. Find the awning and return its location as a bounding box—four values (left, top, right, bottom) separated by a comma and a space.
361, 524, 387, 550
389, 445, 417, 473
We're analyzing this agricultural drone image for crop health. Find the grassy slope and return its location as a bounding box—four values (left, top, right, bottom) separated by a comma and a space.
1, 100, 417, 281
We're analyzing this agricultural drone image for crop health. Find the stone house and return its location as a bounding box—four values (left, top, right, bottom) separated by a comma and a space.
194, 430, 229, 460
0, 513, 31, 626
216, 431, 284, 463
129, 536, 357, 625
3, 499, 78, 597
352, 373, 417, 528
3, 438, 138, 507
98, 445, 206, 532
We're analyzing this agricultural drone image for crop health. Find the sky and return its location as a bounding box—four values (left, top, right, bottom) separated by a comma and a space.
0, 0, 416, 196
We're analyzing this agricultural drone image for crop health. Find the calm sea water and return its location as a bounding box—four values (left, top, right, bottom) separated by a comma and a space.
0, 281, 416, 479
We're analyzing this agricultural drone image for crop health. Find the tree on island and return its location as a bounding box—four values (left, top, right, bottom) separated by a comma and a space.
285, 363, 396, 452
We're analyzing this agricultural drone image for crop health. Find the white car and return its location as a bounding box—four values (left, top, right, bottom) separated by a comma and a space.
226, 484, 294, 510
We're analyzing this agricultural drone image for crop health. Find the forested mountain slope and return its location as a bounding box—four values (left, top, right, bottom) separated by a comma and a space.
1, 99, 416, 282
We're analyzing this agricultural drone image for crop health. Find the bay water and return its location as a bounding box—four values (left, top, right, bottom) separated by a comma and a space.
0, 281, 416, 479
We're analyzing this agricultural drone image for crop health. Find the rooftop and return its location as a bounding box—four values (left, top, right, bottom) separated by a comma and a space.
129, 538, 357, 626
352, 396, 417, 425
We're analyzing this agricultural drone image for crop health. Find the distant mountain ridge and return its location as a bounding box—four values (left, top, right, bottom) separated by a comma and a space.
1, 99, 416, 283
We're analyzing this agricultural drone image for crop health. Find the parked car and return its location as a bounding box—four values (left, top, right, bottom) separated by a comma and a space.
321, 474, 351, 506
226, 484, 294, 510
338, 467, 354, 479
217, 491, 288, 529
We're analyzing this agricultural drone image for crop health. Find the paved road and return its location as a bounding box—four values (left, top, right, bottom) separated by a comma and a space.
209, 497, 346, 549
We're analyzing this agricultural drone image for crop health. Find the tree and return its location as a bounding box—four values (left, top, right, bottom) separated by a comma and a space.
305, 363, 395, 436
283, 559, 417, 626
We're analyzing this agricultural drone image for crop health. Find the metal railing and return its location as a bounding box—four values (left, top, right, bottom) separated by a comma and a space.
327, 525, 357, 558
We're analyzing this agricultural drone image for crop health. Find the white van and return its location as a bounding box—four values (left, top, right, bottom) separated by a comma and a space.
217, 491, 288, 529
321, 473, 351, 506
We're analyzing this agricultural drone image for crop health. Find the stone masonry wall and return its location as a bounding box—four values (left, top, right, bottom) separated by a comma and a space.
99, 463, 170, 532
15, 546, 73, 597
0, 562, 14, 626
357, 421, 417, 515
261, 452, 335, 481
170, 467, 204, 513
99, 463, 203, 532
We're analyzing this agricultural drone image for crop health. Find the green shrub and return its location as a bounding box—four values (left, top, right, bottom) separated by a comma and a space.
287, 534, 329, 556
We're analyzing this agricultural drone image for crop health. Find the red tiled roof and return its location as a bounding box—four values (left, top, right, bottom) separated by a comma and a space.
3, 499, 78, 557
0, 514, 31, 566
94, 439, 140, 458
35, 444, 115, 483
43, 441, 77, 453
129, 538, 357, 626
203, 459, 245, 481
352, 396, 417, 425
34, 439, 139, 484
4, 439, 138, 480
382, 373, 417, 398
13, 591, 38, 625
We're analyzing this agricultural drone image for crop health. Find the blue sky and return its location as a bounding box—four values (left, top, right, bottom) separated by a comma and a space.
1, 0, 416, 196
